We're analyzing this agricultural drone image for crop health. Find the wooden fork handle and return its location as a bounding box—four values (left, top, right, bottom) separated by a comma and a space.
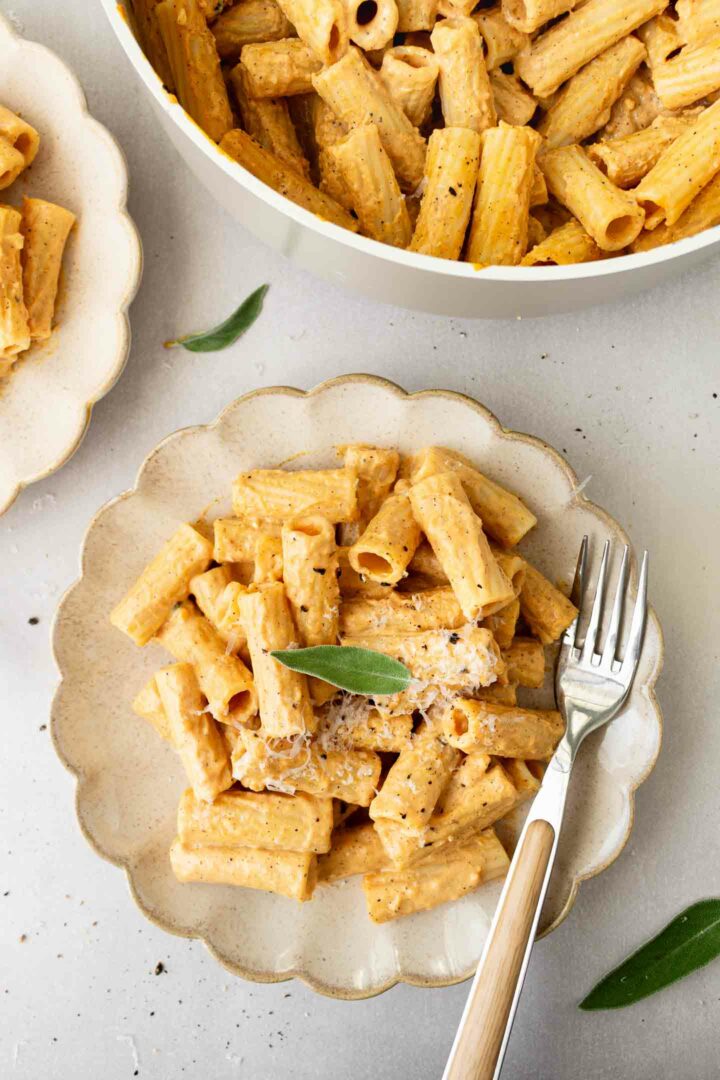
444, 820, 556, 1080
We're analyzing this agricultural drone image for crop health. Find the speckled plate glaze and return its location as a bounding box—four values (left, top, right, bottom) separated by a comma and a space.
0, 14, 141, 515
51, 376, 663, 999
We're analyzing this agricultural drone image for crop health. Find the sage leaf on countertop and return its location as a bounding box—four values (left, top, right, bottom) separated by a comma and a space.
165, 284, 269, 352
580, 900, 720, 1010
271, 645, 411, 696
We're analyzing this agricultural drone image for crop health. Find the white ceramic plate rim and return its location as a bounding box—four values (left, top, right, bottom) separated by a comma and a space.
50, 374, 664, 999
101, 0, 718, 284
0, 13, 142, 515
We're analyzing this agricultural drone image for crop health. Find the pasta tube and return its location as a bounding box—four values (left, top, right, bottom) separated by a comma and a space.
317, 822, 389, 881
177, 786, 334, 852
651, 39, 720, 111
281, 514, 340, 645
538, 37, 646, 150
155, 663, 233, 801
156, 0, 233, 141
339, 444, 399, 528
529, 165, 548, 208
676, 0, 720, 46
501, 0, 576, 33
633, 100, 720, 229
0, 105, 40, 184
409, 472, 515, 620
502, 759, 541, 801
631, 170, 720, 251
230, 63, 310, 178
363, 833, 487, 921
588, 113, 701, 189
155, 601, 257, 724
404, 445, 537, 547
342, 624, 506, 689
521, 218, 602, 265
339, 585, 464, 635
476, 681, 517, 706
345, 0, 398, 50
312, 46, 427, 191
369, 725, 460, 830
131, 0, 176, 88
376, 767, 517, 871
110, 523, 213, 645
239, 39, 322, 98
189, 565, 243, 646
431, 758, 514, 837
233, 729, 382, 803
466, 121, 541, 266
311, 98, 353, 210
232, 465, 358, 523
234, 582, 316, 737
410, 127, 482, 260
274, 0, 348, 64
221, 129, 359, 231
431, 17, 496, 134
503, 636, 545, 687
0, 206, 30, 370
252, 534, 284, 583
515, 0, 666, 98
329, 124, 412, 247
212, 0, 295, 60
20, 198, 76, 342
336, 547, 389, 598
407, 540, 448, 584
379, 46, 439, 128
539, 144, 645, 251
170, 838, 317, 900
482, 595, 520, 650
132, 673, 174, 742
318, 703, 414, 752
395, 0, 437, 30
0, 138, 26, 192
490, 72, 537, 128
474, 6, 528, 69
519, 560, 578, 643
213, 518, 282, 562
348, 486, 421, 584
443, 698, 564, 758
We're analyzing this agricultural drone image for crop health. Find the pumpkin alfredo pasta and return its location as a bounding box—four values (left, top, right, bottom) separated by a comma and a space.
111, 442, 577, 921
127, 0, 720, 264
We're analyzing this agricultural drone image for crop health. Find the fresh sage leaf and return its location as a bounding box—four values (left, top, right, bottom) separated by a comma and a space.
270, 645, 411, 696
165, 284, 269, 352
580, 900, 720, 1010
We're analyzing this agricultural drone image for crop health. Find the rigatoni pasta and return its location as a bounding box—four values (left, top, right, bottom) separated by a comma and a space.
540, 144, 646, 251
131, 0, 720, 263
0, 109, 75, 380
329, 123, 412, 246
466, 121, 541, 266
156, 0, 234, 141
113, 442, 575, 917
431, 16, 496, 134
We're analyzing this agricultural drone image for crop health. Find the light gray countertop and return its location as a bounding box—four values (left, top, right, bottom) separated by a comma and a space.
2, 3, 720, 1077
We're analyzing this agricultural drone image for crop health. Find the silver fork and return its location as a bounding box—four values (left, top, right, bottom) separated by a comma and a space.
443, 538, 649, 1080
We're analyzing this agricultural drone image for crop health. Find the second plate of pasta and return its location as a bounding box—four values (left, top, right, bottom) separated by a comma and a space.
51, 375, 662, 997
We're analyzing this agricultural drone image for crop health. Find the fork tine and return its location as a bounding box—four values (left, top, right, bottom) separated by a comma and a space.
621, 551, 649, 674
601, 545, 629, 667
580, 540, 610, 662
563, 536, 589, 647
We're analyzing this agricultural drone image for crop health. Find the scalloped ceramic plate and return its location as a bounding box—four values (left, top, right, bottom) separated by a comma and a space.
0, 14, 141, 515
51, 376, 663, 999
